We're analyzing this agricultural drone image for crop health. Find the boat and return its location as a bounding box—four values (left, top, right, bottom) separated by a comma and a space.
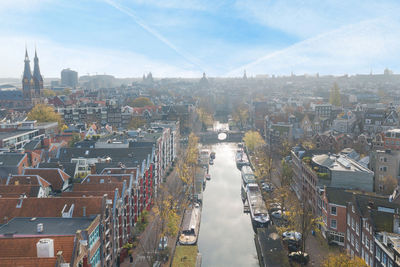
236, 149, 250, 169
241, 165, 256, 201
246, 183, 270, 229
209, 158, 214, 165
179, 203, 202, 245
206, 174, 211, 180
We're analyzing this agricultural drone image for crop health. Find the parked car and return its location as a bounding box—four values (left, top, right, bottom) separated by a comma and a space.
282, 231, 302, 241
158, 236, 168, 250
283, 237, 300, 252
261, 182, 274, 192
288, 251, 309, 264
269, 202, 282, 212
271, 210, 287, 219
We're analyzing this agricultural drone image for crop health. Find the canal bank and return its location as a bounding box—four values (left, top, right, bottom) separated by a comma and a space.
198, 143, 259, 267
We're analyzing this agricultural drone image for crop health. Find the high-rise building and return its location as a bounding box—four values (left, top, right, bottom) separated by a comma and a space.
22, 48, 43, 106
61, 68, 78, 88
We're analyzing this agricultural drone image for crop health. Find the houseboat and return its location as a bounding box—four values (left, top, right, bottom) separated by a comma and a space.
246, 183, 270, 229
179, 203, 201, 245
241, 165, 256, 201
236, 149, 249, 169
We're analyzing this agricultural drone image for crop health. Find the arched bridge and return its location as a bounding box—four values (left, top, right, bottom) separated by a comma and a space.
197, 131, 244, 143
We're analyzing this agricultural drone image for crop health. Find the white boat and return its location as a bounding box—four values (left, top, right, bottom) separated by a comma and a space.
241, 165, 256, 201
236, 149, 249, 169
246, 183, 270, 228
179, 204, 201, 245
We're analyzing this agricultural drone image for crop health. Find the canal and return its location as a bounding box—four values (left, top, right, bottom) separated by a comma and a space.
198, 142, 259, 267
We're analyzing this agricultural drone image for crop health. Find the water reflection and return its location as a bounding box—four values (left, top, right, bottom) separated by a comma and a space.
198, 143, 259, 267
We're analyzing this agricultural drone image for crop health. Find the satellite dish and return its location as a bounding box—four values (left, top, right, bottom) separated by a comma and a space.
218, 132, 227, 141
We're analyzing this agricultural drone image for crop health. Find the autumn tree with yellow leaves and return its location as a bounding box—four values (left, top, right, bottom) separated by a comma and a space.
322, 253, 367, 267
243, 130, 265, 152
27, 104, 63, 126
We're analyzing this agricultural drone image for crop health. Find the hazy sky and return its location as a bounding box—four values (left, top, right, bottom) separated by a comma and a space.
1, 0, 400, 78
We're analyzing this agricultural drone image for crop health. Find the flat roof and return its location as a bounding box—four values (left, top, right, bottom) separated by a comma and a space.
0, 217, 96, 236
0, 130, 38, 141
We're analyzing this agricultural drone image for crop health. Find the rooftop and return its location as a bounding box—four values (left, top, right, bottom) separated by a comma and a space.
0, 217, 96, 236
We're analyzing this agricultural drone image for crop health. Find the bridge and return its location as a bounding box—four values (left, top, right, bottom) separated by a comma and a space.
197, 131, 244, 143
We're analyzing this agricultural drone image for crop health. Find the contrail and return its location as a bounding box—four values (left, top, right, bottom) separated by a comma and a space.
225, 17, 382, 77
103, 0, 204, 71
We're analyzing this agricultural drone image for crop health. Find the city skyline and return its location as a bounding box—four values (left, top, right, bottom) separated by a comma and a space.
1, 0, 400, 78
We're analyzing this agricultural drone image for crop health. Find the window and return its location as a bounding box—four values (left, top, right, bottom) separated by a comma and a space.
331, 219, 337, 229
351, 234, 354, 245
356, 222, 359, 235
347, 213, 351, 226
370, 242, 373, 254
331, 206, 337, 215
356, 240, 359, 252
365, 238, 369, 249
352, 217, 355, 230
347, 229, 350, 241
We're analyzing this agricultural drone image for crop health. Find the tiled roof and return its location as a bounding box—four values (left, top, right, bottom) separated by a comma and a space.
0, 257, 57, 267
0, 235, 74, 261
82, 174, 132, 185
0, 153, 26, 167
72, 182, 124, 193
38, 162, 77, 178
8, 175, 51, 188
23, 168, 70, 192
0, 197, 105, 220
0, 184, 40, 197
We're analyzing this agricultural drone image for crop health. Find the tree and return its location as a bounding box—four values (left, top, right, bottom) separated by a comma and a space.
128, 116, 146, 129
322, 253, 367, 267
129, 97, 154, 108
232, 104, 249, 129
329, 82, 341, 106
27, 104, 63, 126
243, 130, 265, 152
42, 89, 56, 97
68, 133, 81, 147
197, 108, 213, 131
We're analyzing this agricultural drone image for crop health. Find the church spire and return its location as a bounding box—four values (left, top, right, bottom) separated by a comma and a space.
23, 48, 32, 81
32, 47, 43, 95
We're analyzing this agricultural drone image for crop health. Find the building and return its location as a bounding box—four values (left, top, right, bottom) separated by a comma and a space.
22, 48, 43, 106
374, 232, 400, 267
370, 149, 400, 194
0, 216, 101, 267
345, 194, 400, 266
61, 68, 78, 88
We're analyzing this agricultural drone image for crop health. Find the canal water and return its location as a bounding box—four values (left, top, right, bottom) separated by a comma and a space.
198, 142, 259, 267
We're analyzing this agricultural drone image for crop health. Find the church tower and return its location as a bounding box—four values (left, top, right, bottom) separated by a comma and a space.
22, 48, 33, 105
32, 48, 43, 97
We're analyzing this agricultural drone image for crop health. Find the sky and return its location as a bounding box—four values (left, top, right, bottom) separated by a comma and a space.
1, 0, 400, 78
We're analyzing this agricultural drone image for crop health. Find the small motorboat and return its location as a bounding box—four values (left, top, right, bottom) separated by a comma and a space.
206, 174, 211, 180
209, 159, 214, 165
210, 152, 216, 159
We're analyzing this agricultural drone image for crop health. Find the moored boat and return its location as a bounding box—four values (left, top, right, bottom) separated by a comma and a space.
179, 203, 202, 245
246, 183, 270, 229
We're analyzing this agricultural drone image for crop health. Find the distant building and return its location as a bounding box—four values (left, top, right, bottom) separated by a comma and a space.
22, 48, 43, 106
61, 68, 78, 88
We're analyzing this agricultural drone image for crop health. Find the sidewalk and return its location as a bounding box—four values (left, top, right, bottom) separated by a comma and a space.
121, 168, 182, 267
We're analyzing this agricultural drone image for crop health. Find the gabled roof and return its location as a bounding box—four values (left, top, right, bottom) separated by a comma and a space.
0, 197, 105, 220
38, 162, 77, 178
7, 175, 51, 188
0, 184, 41, 198
0, 153, 26, 167
23, 168, 70, 192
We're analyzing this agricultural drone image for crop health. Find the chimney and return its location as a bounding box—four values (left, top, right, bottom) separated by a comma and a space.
90, 164, 96, 174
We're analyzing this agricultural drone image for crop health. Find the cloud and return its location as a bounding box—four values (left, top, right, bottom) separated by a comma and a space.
0, 35, 200, 79
227, 17, 400, 76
